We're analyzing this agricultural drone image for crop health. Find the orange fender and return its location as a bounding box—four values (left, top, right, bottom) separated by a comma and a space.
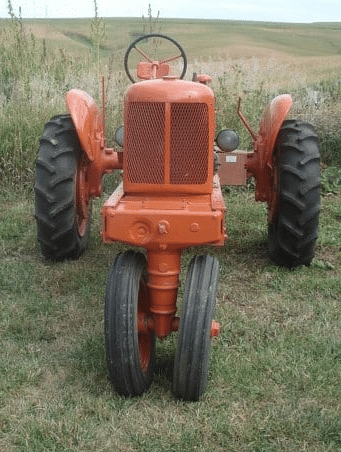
66, 89, 123, 199
66, 89, 104, 162
246, 94, 292, 203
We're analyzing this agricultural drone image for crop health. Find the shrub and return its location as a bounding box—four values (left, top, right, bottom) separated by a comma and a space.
320, 166, 341, 194
319, 133, 341, 166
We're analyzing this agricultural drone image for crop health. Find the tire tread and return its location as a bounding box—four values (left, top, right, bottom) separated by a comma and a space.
35, 114, 91, 261
268, 120, 320, 267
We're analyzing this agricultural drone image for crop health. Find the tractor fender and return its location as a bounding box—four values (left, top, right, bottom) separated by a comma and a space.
66, 89, 104, 162
247, 94, 292, 202
258, 94, 293, 162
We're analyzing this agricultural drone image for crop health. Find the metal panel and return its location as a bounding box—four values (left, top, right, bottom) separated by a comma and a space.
218, 151, 248, 186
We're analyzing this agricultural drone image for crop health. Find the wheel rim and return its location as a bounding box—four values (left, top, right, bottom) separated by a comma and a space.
137, 280, 153, 374
76, 153, 91, 237
268, 152, 279, 223
138, 332, 153, 373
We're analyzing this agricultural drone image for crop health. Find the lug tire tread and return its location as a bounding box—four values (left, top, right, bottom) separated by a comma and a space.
268, 120, 320, 267
35, 114, 91, 261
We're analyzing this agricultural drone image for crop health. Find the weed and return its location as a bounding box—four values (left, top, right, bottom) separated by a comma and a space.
90, 0, 108, 79
321, 166, 341, 194
142, 3, 162, 35
320, 133, 341, 166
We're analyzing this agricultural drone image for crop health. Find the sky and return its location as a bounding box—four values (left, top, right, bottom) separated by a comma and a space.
0, 1, 341, 23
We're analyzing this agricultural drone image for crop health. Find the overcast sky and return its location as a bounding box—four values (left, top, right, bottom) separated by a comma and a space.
1, 1, 340, 23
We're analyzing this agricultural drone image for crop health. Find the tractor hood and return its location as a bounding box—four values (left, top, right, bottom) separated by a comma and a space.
124, 77, 215, 106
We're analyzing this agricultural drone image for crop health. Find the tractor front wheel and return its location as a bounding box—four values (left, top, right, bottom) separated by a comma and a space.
35, 114, 92, 261
268, 120, 320, 267
105, 251, 156, 396
172, 254, 219, 401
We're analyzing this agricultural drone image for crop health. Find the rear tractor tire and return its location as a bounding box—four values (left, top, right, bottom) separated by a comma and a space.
268, 120, 320, 268
35, 114, 92, 261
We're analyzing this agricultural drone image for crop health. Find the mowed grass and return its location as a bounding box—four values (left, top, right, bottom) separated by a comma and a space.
1, 186, 341, 451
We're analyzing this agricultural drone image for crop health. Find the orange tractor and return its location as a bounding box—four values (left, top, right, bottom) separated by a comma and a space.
35, 34, 320, 400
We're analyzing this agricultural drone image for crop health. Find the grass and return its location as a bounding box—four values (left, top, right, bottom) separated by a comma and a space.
1, 187, 341, 451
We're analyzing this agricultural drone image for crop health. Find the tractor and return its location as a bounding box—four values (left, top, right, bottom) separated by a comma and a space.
35, 33, 320, 401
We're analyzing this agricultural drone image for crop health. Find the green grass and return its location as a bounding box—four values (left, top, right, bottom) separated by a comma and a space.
1, 187, 341, 451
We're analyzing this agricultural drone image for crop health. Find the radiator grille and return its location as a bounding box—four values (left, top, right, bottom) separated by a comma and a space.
170, 103, 209, 184
126, 102, 165, 184
126, 101, 209, 185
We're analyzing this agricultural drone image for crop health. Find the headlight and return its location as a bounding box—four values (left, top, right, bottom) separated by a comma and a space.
216, 129, 239, 153
115, 126, 124, 147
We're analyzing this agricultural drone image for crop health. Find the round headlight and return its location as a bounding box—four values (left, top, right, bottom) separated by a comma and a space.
216, 129, 239, 153
115, 126, 124, 147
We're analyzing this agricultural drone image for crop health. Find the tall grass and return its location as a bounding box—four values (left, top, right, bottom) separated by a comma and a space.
1, 10, 341, 188
0, 7, 128, 188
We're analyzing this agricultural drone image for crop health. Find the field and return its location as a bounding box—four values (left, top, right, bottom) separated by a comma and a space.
18, 18, 341, 63
1, 13, 341, 451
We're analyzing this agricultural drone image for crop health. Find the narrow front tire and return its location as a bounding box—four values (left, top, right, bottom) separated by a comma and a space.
173, 254, 220, 401
105, 251, 156, 396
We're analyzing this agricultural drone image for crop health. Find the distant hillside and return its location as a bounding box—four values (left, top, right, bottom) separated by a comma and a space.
4, 17, 341, 62
1, 17, 341, 82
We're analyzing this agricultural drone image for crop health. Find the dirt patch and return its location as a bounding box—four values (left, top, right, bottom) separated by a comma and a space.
27, 24, 69, 42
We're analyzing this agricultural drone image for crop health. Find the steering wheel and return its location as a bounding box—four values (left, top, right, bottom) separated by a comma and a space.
124, 33, 187, 83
